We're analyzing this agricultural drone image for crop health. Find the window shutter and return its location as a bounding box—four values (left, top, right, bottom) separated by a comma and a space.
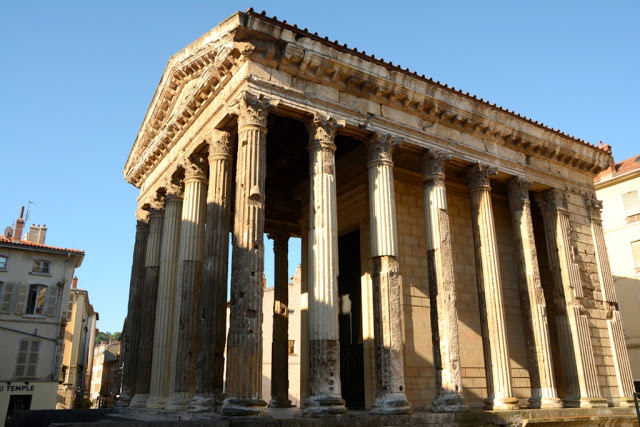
67, 294, 74, 321
622, 190, 640, 217
26, 341, 40, 377
14, 283, 27, 315
1, 282, 15, 313
46, 286, 58, 317
15, 339, 29, 377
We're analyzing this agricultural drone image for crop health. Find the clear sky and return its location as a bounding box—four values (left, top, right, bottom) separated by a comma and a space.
1, 1, 638, 333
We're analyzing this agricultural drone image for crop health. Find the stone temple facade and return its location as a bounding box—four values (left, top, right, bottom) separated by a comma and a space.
120, 9, 635, 418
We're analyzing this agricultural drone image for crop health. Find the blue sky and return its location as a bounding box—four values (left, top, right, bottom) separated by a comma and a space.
1, 1, 638, 333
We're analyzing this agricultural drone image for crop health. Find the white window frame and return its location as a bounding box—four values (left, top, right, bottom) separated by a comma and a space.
0, 255, 7, 270
25, 284, 48, 316
31, 260, 51, 275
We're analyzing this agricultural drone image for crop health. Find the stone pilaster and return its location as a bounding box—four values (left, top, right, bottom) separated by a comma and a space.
130, 201, 164, 408
222, 92, 276, 416
116, 209, 149, 407
585, 195, 635, 407
366, 131, 410, 415
268, 231, 292, 408
166, 155, 208, 411
303, 112, 347, 415
147, 180, 183, 409
506, 177, 562, 409
536, 189, 606, 408
189, 130, 234, 413
421, 150, 467, 413
465, 162, 519, 410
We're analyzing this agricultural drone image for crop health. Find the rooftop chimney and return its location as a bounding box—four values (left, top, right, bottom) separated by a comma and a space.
13, 207, 25, 242
263, 273, 267, 289
27, 224, 47, 244
72, 276, 78, 289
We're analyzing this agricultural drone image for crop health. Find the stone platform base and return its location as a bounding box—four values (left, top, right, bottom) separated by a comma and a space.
100, 406, 639, 426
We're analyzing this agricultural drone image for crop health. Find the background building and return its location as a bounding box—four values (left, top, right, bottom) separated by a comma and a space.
90, 337, 121, 408
595, 152, 640, 386
0, 209, 84, 422
57, 279, 98, 409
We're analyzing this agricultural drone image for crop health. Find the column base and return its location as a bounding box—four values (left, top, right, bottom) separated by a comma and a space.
145, 394, 167, 409
303, 394, 347, 416
370, 392, 412, 415
129, 393, 149, 408
115, 390, 133, 407
562, 396, 609, 408
615, 396, 635, 408
188, 394, 219, 413
268, 397, 292, 408
165, 392, 192, 411
528, 396, 563, 409
221, 398, 268, 416
484, 397, 520, 410
431, 392, 469, 413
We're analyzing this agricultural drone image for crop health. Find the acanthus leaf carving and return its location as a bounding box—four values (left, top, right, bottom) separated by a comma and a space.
366, 131, 402, 165
306, 112, 345, 152
464, 162, 498, 189
421, 149, 451, 183
232, 91, 279, 129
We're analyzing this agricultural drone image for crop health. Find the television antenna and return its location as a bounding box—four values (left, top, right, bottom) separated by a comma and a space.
25, 201, 36, 223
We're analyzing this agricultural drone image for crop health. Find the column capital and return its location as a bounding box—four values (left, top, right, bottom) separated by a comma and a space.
208, 130, 233, 161
507, 176, 532, 210
421, 149, 451, 184
183, 153, 208, 182
136, 207, 150, 223
233, 91, 278, 129
268, 231, 290, 249
366, 131, 401, 166
306, 112, 345, 152
464, 162, 498, 189
163, 175, 184, 199
584, 194, 603, 220
535, 189, 568, 214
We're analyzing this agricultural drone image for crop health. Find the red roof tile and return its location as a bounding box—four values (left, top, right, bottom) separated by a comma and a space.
0, 236, 84, 254
594, 153, 640, 183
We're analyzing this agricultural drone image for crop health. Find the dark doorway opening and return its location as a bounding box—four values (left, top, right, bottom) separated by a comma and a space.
6, 394, 32, 422
338, 229, 365, 409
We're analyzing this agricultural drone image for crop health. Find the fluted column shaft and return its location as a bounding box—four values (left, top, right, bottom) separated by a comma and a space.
585, 196, 634, 406
507, 177, 561, 409
131, 207, 164, 408
466, 163, 518, 410
116, 211, 149, 407
222, 93, 276, 416
422, 150, 467, 413
166, 157, 208, 411
269, 232, 292, 408
537, 189, 605, 408
366, 132, 410, 415
304, 113, 347, 415
147, 191, 183, 409
189, 131, 234, 413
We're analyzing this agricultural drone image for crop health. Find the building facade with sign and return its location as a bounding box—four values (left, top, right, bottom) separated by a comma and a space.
0, 214, 84, 422
120, 9, 636, 420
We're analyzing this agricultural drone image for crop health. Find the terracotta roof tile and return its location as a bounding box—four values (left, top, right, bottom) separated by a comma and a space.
594, 153, 640, 182
245, 8, 607, 153
0, 236, 84, 254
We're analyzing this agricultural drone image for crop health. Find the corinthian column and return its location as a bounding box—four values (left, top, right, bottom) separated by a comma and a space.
366, 131, 410, 415
116, 208, 149, 407
131, 199, 164, 408
189, 130, 234, 413
222, 92, 277, 416
303, 113, 347, 416
268, 231, 292, 408
536, 189, 605, 408
585, 196, 634, 407
465, 162, 518, 410
422, 150, 467, 413
166, 154, 208, 411
147, 179, 183, 409
506, 177, 561, 409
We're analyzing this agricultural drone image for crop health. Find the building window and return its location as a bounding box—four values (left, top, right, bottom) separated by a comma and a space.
32, 260, 51, 274
26, 284, 47, 315
1, 282, 16, 313
632, 240, 640, 274
622, 190, 640, 224
0, 255, 7, 269
15, 339, 40, 378
288, 339, 295, 354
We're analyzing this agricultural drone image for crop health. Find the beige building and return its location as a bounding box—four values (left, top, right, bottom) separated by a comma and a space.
57, 279, 98, 409
90, 338, 121, 407
0, 211, 84, 422
595, 153, 640, 385
119, 9, 636, 422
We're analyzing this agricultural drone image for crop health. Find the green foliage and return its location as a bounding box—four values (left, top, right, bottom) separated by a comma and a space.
96, 331, 121, 344
74, 398, 93, 409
